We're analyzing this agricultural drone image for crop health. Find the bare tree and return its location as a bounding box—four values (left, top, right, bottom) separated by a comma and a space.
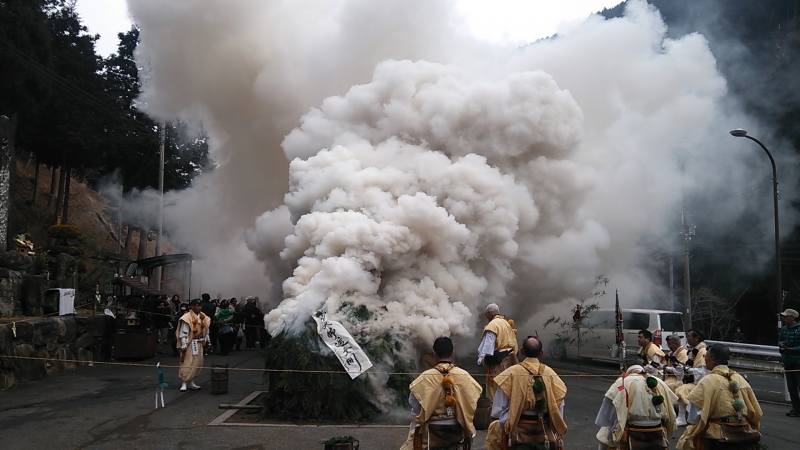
544, 277, 610, 360
690, 285, 747, 340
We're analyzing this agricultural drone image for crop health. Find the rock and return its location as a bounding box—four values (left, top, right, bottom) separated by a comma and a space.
54, 317, 67, 335
0, 251, 32, 271
0, 267, 24, 279
89, 314, 106, 336
92, 337, 112, 361
76, 348, 93, 366
22, 276, 47, 316
0, 370, 18, 389
0, 323, 12, 356
74, 316, 89, 334
57, 317, 77, 343
0, 277, 23, 317
32, 319, 58, 347
53, 254, 76, 280
56, 347, 76, 371
72, 332, 94, 351
13, 343, 45, 382
12, 321, 33, 342
42, 289, 60, 315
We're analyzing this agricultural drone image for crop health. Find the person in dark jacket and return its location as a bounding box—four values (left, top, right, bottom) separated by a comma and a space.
154, 297, 171, 354
243, 297, 262, 350
215, 299, 235, 356
780, 309, 800, 417
233, 304, 245, 351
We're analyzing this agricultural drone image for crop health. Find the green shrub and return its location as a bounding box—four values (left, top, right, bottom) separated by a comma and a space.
260, 322, 380, 423
47, 224, 82, 239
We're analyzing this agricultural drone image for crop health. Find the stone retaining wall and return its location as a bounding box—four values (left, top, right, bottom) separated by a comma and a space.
0, 314, 115, 389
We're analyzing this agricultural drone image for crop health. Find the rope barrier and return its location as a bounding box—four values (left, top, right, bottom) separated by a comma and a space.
1, 302, 99, 324
3, 355, 796, 378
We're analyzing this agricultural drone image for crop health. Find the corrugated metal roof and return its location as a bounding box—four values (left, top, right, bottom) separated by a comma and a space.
124, 253, 193, 277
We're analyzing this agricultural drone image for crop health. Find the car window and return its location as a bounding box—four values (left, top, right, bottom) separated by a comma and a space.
583, 311, 615, 329
623, 312, 649, 330
659, 313, 684, 332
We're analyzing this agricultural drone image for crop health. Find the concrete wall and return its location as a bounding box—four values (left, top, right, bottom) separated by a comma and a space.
0, 314, 114, 389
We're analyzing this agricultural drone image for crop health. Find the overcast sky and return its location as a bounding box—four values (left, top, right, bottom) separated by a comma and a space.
76, 0, 622, 57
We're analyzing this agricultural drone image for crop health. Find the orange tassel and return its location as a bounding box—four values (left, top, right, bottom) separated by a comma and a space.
442, 375, 454, 389
507, 319, 514, 327
445, 395, 457, 407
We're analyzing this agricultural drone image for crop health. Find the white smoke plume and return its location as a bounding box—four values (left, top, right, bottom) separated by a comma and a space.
127, 0, 798, 354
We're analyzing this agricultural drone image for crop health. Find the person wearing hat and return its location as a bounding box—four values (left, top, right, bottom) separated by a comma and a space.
779, 308, 800, 417
176, 299, 211, 391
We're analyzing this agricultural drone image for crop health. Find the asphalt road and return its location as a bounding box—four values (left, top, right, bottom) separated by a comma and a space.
1, 350, 798, 449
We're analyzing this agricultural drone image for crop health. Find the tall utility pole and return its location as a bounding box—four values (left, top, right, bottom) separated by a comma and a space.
681, 210, 696, 329
117, 185, 123, 255
669, 256, 674, 312
155, 123, 165, 291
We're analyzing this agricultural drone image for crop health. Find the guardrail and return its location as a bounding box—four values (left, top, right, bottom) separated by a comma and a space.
706, 340, 789, 402
706, 340, 781, 358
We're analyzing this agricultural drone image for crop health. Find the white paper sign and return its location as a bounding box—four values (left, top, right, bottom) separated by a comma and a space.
313, 313, 373, 379
47, 288, 75, 315
191, 340, 199, 356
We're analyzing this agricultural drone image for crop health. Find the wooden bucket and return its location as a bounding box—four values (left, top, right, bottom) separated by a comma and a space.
210, 364, 229, 394
474, 396, 491, 430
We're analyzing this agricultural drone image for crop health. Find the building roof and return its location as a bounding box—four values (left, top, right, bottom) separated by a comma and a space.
124, 253, 193, 277
113, 277, 166, 296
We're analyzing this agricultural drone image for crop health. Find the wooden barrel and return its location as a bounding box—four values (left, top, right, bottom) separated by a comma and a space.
210, 363, 229, 394
473, 396, 492, 430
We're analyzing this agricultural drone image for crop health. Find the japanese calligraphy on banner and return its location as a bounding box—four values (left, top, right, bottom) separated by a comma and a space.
313, 313, 373, 379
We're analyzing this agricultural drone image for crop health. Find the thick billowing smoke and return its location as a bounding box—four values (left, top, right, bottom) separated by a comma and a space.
128, 0, 797, 349
261, 60, 577, 343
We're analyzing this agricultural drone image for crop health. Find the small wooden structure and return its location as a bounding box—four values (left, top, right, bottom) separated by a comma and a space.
210, 363, 229, 395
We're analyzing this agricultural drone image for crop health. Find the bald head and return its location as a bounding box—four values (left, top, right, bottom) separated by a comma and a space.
522, 337, 543, 358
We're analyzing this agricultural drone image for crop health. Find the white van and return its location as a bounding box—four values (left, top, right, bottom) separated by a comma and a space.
548, 309, 685, 361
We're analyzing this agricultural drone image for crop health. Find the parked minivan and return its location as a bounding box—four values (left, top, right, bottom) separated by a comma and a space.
548, 309, 685, 361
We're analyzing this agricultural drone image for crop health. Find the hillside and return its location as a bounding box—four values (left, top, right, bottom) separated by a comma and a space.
10, 155, 176, 297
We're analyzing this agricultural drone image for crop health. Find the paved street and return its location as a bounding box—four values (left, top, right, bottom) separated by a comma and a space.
1, 350, 798, 449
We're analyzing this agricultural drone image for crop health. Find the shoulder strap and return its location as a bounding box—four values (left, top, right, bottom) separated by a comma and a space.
434, 363, 456, 375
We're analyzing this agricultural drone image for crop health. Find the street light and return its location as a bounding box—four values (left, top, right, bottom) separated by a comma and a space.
729, 128, 783, 331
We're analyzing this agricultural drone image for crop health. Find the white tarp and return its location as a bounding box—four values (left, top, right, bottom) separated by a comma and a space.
48, 288, 75, 315
313, 313, 372, 379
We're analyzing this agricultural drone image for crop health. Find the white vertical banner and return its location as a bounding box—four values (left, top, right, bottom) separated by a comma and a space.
313, 313, 372, 379
57, 288, 76, 315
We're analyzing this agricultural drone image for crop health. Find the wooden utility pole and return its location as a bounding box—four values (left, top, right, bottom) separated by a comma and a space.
155, 123, 165, 290
681, 210, 696, 329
